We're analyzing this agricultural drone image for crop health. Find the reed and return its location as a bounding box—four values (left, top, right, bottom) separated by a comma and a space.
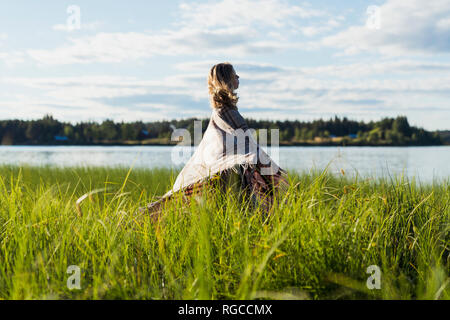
0, 165, 448, 299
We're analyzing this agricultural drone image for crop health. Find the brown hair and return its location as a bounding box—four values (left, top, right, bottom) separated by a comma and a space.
208, 62, 238, 109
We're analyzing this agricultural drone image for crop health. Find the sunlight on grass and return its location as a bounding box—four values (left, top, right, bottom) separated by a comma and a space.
0, 165, 448, 299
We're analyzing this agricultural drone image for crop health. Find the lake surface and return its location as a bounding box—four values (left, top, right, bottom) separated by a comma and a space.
0, 146, 448, 183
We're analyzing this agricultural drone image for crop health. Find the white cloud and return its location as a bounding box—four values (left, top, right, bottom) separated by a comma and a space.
52, 21, 104, 32
300, 18, 342, 37
3, 57, 450, 129
24, 0, 326, 65
27, 27, 267, 65
319, 0, 450, 55
0, 51, 26, 67
178, 0, 325, 29
437, 17, 450, 30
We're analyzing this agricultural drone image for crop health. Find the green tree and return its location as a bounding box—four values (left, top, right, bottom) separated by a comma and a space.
100, 120, 118, 141
392, 116, 411, 137
63, 125, 74, 139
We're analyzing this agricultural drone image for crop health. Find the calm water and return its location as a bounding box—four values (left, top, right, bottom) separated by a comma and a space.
0, 146, 449, 183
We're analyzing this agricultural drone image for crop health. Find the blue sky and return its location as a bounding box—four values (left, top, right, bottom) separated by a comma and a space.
0, 0, 449, 130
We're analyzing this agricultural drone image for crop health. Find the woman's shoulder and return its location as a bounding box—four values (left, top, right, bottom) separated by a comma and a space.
215, 106, 248, 131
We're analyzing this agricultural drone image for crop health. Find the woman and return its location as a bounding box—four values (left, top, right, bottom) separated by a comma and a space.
142, 62, 289, 221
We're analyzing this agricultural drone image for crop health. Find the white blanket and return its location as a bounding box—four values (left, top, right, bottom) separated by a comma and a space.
163, 109, 280, 198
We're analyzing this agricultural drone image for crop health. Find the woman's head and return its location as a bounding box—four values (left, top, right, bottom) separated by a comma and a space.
208, 62, 239, 109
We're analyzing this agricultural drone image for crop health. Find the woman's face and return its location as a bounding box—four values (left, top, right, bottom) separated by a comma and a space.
232, 68, 239, 89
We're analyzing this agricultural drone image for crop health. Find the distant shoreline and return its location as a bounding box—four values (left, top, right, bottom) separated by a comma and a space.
1, 141, 447, 147
1, 115, 447, 146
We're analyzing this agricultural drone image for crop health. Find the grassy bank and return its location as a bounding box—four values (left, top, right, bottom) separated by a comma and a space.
0, 165, 448, 299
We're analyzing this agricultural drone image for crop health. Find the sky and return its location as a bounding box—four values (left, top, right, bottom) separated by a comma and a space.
0, 0, 449, 130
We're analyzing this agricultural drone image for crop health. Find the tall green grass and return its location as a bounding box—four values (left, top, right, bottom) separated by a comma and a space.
0, 164, 448, 299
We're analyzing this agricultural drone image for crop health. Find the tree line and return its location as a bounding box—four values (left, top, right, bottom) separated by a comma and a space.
0, 114, 443, 146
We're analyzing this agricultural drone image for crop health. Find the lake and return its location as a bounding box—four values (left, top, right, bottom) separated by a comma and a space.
0, 145, 448, 183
